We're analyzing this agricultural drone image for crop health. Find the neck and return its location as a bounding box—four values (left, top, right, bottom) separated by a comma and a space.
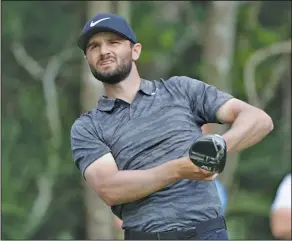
103, 65, 141, 103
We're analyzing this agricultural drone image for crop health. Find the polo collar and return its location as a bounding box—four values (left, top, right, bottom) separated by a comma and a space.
96, 79, 155, 112
96, 97, 116, 112
139, 78, 155, 96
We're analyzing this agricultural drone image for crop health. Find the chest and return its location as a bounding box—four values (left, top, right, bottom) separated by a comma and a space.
99, 93, 202, 170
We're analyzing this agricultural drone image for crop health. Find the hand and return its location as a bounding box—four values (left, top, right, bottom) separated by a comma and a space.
176, 156, 218, 181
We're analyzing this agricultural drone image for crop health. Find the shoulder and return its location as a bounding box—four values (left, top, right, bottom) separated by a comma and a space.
157, 76, 206, 96
70, 108, 99, 136
162, 76, 204, 87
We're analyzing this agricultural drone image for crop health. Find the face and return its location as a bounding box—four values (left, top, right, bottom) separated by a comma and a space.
85, 32, 141, 84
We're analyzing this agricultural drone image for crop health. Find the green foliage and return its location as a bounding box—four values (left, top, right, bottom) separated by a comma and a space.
228, 2, 291, 237
255, 27, 280, 45
159, 29, 176, 50
232, 1, 291, 98
227, 190, 272, 216
2, 1, 83, 239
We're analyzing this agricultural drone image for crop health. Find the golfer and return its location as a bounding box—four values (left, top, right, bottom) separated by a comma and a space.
71, 13, 273, 240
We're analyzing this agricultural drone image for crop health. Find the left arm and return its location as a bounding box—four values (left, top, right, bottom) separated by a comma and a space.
172, 76, 273, 153
216, 98, 274, 153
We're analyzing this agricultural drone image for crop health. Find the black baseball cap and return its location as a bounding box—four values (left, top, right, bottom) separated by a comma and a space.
77, 13, 137, 53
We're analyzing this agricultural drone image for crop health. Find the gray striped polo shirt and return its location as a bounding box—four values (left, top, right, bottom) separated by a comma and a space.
70, 76, 233, 232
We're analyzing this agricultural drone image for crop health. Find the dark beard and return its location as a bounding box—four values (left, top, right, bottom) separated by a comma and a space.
90, 59, 132, 85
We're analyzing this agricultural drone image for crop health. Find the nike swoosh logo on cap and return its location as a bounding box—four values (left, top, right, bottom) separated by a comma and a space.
90, 17, 111, 27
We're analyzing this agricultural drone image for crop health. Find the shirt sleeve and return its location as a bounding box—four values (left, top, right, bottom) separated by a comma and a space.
70, 117, 111, 179
174, 76, 234, 124
271, 174, 292, 211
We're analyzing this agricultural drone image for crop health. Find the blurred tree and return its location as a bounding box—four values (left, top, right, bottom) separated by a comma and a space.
224, 1, 291, 239
80, 2, 114, 240
11, 40, 75, 238
200, 1, 240, 190
280, 70, 291, 172
2, 1, 83, 239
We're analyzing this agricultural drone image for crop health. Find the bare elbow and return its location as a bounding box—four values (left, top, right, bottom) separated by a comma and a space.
257, 109, 274, 134
95, 182, 117, 207
263, 112, 274, 133
101, 194, 116, 207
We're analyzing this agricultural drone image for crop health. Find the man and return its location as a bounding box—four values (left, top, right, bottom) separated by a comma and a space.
71, 13, 274, 240
270, 173, 291, 240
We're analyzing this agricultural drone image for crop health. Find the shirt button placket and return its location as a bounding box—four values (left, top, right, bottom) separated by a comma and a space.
129, 106, 135, 119
130, 93, 143, 119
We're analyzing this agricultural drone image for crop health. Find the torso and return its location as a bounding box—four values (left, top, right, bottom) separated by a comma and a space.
85, 78, 221, 231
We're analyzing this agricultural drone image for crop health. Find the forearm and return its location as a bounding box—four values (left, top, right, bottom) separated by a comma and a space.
223, 108, 273, 153
99, 159, 181, 206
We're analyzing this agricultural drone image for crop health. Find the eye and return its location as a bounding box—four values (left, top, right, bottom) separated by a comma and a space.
110, 41, 119, 45
90, 44, 98, 50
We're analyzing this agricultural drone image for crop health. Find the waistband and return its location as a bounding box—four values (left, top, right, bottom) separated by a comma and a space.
124, 216, 227, 240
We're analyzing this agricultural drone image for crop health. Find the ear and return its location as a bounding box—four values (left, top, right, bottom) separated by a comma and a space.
132, 43, 142, 61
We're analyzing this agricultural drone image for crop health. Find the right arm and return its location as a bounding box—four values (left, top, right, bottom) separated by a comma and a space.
85, 153, 217, 206
85, 153, 175, 206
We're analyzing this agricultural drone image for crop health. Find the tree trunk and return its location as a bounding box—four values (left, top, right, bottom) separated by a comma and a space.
146, 1, 202, 79
201, 1, 239, 190
81, 1, 116, 239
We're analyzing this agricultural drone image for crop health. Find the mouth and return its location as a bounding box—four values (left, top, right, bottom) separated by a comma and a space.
99, 59, 115, 67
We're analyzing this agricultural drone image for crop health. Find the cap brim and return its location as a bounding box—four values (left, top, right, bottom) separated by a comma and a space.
77, 26, 136, 52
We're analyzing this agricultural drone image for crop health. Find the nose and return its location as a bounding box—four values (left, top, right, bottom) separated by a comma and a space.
99, 43, 110, 56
